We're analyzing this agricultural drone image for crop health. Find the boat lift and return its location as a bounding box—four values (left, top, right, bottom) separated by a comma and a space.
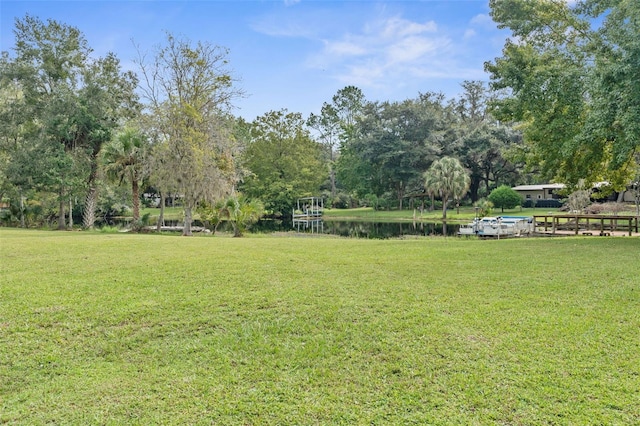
292, 196, 324, 233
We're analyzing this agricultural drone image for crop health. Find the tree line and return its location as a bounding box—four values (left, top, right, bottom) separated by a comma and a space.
2, 1, 639, 234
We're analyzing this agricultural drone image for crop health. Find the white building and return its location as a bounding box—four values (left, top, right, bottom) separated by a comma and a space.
512, 183, 565, 201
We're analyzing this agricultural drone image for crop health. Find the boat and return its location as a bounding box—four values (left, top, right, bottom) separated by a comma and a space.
458, 216, 534, 238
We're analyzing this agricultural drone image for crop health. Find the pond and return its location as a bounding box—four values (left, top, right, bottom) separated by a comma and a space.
254, 219, 460, 239
103, 217, 460, 238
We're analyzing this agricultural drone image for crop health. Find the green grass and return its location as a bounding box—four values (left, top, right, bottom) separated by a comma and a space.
1, 229, 639, 424
324, 206, 555, 222
138, 206, 186, 221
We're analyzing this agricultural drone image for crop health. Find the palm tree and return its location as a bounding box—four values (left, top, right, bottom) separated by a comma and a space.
198, 198, 226, 235
423, 157, 470, 219
198, 194, 265, 237
222, 195, 265, 237
102, 128, 148, 222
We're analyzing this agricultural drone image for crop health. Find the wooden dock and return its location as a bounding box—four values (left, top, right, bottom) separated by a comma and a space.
534, 214, 640, 237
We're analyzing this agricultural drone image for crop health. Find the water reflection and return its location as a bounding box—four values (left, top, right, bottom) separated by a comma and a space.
103, 217, 459, 238
254, 219, 459, 239
324, 220, 458, 238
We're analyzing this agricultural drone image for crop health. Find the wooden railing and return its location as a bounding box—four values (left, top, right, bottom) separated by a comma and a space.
534, 214, 639, 236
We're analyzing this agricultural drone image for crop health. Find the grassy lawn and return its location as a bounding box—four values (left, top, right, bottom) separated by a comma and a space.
1, 229, 639, 424
139, 206, 186, 222
323, 206, 556, 222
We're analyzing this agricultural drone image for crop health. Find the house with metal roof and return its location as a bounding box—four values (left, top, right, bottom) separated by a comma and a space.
512, 183, 565, 201
513, 181, 637, 205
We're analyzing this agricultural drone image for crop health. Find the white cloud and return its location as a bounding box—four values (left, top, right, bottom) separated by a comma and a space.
464, 28, 477, 39
306, 14, 458, 89
470, 14, 494, 28
377, 17, 437, 39
255, 8, 498, 96
386, 36, 444, 64
284, 0, 301, 5
251, 19, 316, 38
323, 39, 368, 57
336, 62, 386, 88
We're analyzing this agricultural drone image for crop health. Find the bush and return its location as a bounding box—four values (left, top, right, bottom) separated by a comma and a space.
360, 194, 378, 210
535, 199, 563, 208
198, 195, 265, 237
488, 185, 522, 212
476, 199, 494, 217
0, 208, 18, 227
128, 212, 151, 233
566, 189, 591, 212
99, 225, 121, 234
331, 193, 351, 209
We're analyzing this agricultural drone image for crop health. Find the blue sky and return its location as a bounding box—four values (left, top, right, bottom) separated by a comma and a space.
1, 1, 510, 121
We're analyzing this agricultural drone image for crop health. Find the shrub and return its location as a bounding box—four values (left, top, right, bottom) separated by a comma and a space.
331, 193, 350, 209
536, 199, 563, 208
129, 213, 151, 233
476, 199, 494, 217
198, 195, 265, 237
566, 189, 591, 213
99, 225, 120, 234
488, 185, 522, 212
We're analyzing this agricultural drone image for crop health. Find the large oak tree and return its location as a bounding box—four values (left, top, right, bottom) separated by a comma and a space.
0, 15, 138, 229
485, 0, 640, 192
240, 109, 324, 217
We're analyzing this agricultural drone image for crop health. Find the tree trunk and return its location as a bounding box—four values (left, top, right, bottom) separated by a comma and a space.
484, 174, 491, 194
183, 205, 193, 236
442, 196, 448, 219
330, 167, 337, 198
82, 161, 99, 229
329, 147, 337, 198
156, 192, 166, 232
57, 192, 65, 230
68, 198, 73, 229
132, 179, 140, 222
20, 192, 26, 228
83, 186, 97, 229
470, 176, 480, 202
